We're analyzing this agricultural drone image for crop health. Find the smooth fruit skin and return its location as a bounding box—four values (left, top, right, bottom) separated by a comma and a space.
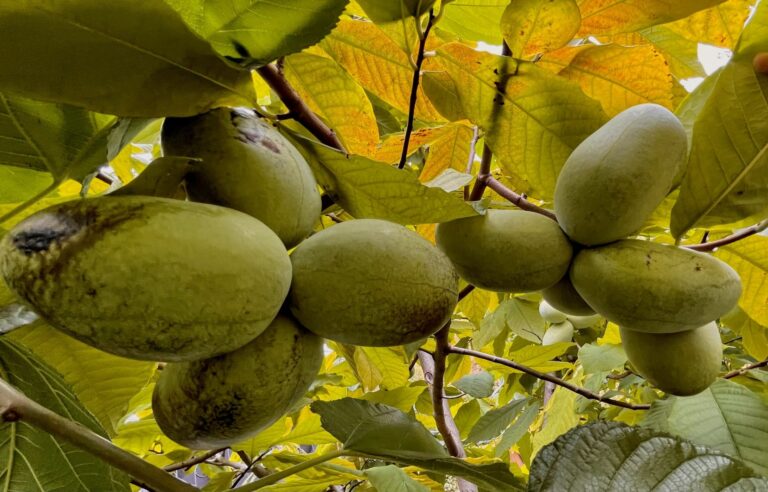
571, 240, 741, 333
435, 210, 572, 292
152, 315, 323, 449
162, 108, 321, 248
542, 320, 574, 345
620, 323, 722, 396
0, 196, 292, 361
567, 314, 603, 329
289, 219, 458, 346
542, 274, 595, 316
539, 300, 567, 324
554, 103, 687, 246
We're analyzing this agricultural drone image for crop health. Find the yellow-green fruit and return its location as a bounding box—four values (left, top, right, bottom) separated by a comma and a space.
620, 323, 722, 396
152, 315, 323, 449
162, 108, 321, 248
571, 240, 741, 333
542, 320, 574, 345
289, 219, 458, 346
567, 314, 602, 329
542, 275, 595, 316
435, 210, 572, 292
554, 104, 687, 246
539, 300, 567, 324
0, 196, 291, 361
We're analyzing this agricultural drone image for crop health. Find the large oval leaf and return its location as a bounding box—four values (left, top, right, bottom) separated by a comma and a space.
715, 235, 768, 327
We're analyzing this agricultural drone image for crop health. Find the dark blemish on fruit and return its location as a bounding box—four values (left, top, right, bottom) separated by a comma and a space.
12, 214, 81, 256
260, 138, 281, 154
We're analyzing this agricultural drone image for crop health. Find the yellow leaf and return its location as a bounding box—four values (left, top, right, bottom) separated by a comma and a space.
284, 52, 379, 155
501, 0, 581, 58
665, 0, 754, 49
352, 345, 384, 390
716, 236, 768, 326
556, 44, 674, 116
458, 287, 493, 327
279, 408, 337, 445
360, 346, 411, 389
321, 18, 444, 122
531, 386, 579, 456
361, 386, 426, 412
507, 343, 574, 372
576, 0, 724, 36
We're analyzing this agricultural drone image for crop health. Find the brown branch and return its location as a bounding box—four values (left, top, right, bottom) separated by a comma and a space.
256, 64, 346, 152
485, 177, 558, 221
448, 346, 650, 411
463, 127, 481, 200
163, 448, 227, 472
684, 219, 768, 252
607, 370, 634, 380
398, 10, 436, 169
468, 144, 494, 201
0, 379, 196, 492
457, 284, 476, 302
723, 358, 768, 379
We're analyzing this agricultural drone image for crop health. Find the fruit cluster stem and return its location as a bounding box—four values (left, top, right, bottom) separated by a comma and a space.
0, 379, 196, 492
684, 218, 768, 252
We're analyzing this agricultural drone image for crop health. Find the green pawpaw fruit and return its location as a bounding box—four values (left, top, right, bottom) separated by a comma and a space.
153, 314, 323, 449
289, 219, 458, 346
620, 322, 722, 396
542, 320, 574, 345
542, 274, 595, 316
554, 103, 687, 246
539, 300, 567, 324
570, 240, 741, 333
435, 210, 572, 292
0, 196, 291, 361
567, 313, 603, 329
162, 108, 321, 248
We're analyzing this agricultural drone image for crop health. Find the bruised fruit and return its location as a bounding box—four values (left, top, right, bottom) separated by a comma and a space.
542, 320, 574, 345
289, 219, 458, 346
539, 300, 567, 324
620, 323, 722, 396
542, 275, 595, 316
571, 240, 741, 333
0, 196, 291, 361
436, 210, 572, 292
554, 104, 687, 246
162, 108, 321, 248
152, 315, 323, 449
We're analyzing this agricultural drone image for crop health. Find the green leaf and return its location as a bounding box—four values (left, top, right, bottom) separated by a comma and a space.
436, 42, 606, 200
578, 343, 627, 374
639, 25, 706, 79
440, 0, 507, 44
289, 134, 478, 224
716, 236, 768, 327
10, 323, 155, 436
366, 465, 429, 492
642, 379, 768, 475
356, 0, 437, 22
670, 3, 768, 237
165, 0, 348, 66
529, 421, 768, 491
0, 0, 254, 117
504, 298, 547, 344
361, 386, 426, 413
507, 344, 573, 373
466, 397, 529, 443
500, 0, 581, 59
453, 371, 495, 399
531, 387, 578, 455
495, 400, 540, 457
0, 338, 130, 491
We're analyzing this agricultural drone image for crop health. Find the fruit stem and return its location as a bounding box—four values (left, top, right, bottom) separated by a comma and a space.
485, 177, 558, 221
234, 448, 346, 491
684, 218, 768, 252
723, 357, 768, 379
447, 346, 651, 411
0, 378, 196, 492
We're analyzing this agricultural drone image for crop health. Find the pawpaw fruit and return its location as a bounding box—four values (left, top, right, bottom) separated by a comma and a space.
162, 108, 321, 248
567, 313, 602, 329
0, 196, 291, 361
570, 240, 741, 333
539, 300, 567, 324
289, 219, 458, 346
542, 275, 595, 316
435, 210, 572, 292
620, 322, 722, 396
554, 104, 687, 246
542, 320, 574, 345
152, 314, 323, 449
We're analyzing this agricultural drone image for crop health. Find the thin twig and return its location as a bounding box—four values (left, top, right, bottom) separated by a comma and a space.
398, 10, 436, 170
235, 449, 346, 491
463, 126, 481, 200
685, 219, 768, 252
256, 64, 346, 152
163, 448, 227, 472
0, 379, 196, 492
486, 177, 557, 221
457, 284, 476, 302
723, 358, 768, 379
607, 370, 634, 380
448, 346, 650, 411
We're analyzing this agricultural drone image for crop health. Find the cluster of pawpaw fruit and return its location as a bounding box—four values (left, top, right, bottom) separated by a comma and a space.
0, 108, 459, 449
437, 103, 742, 396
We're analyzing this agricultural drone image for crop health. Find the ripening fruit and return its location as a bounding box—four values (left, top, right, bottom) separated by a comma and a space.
554, 104, 687, 246
435, 210, 572, 292
620, 322, 722, 396
542, 320, 574, 345
162, 108, 321, 248
567, 313, 603, 329
542, 275, 595, 316
754, 53, 768, 74
289, 219, 458, 346
571, 240, 741, 333
153, 315, 323, 449
539, 300, 567, 324
0, 196, 291, 361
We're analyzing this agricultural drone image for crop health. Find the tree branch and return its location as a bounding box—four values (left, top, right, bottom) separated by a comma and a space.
447, 346, 650, 411
684, 219, 768, 252
398, 10, 436, 169
235, 449, 346, 491
485, 178, 558, 221
0, 379, 196, 492
457, 284, 476, 302
723, 358, 768, 379
163, 448, 227, 472
256, 64, 346, 152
